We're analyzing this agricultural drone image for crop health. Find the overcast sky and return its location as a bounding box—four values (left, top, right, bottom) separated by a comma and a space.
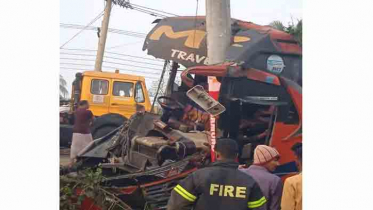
60, 0, 302, 96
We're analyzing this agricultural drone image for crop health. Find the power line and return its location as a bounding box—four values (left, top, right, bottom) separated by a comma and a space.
60, 60, 176, 75
61, 57, 163, 68
60, 54, 164, 67
130, 7, 168, 18
117, 2, 167, 18
60, 61, 164, 73
60, 23, 147, 38
129, 2, 179, 17
60, 10, 105, 49
60, 67, 161, 80
113, 0, 178, 18
61, 24, 146, 37
105, 51, 163, 63
60, 55, 185, 72
60, 63, 162, 76
60, 67, 84, 72
107, 41, 143, 49
60, 48, 164, 62
60, 58, 165, 71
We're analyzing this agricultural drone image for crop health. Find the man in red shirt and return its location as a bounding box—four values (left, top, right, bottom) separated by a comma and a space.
70, 100, 94, 165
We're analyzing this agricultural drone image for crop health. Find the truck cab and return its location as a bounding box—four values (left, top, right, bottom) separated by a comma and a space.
79, 71, 151, 118
60, 70, 151, 147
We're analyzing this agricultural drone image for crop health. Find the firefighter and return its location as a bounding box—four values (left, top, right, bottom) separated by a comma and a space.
167, 138, 267, 210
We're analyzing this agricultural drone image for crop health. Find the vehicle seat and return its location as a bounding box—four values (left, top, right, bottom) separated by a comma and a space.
170, 130, 209, 151
134, 136, 168, 148
124, 136, 168, 170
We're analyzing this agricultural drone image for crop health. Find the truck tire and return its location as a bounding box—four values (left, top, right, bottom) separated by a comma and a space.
91, 113, 127, 140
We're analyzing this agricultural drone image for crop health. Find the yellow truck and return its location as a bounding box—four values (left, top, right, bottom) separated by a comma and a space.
60, 70, 151, 147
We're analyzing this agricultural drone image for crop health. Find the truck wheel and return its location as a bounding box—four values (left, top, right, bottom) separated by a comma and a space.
92, 125, 118, 140
90, 113, 127, 140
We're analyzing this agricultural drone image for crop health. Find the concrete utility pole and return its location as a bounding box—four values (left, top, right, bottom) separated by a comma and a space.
94, 0, 112, 72
206, 0, 231, 65
206, 0, 231, 161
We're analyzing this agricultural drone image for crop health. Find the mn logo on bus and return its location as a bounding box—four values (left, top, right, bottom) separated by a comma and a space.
150, 25, 250, 49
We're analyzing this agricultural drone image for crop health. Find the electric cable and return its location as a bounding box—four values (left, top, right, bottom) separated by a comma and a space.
60, 10, 105, 49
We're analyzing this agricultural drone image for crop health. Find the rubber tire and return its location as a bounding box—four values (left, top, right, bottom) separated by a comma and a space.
90, 113, 127, 140
91, 113, 126, 132
92, 125, 118, 140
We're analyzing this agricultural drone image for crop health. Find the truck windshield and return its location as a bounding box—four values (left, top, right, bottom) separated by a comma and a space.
113, 81, 134, 97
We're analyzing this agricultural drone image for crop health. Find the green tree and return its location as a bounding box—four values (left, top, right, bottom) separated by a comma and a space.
269, 19, 302, 46
60, 74, 68, 99
269, 20, 286, 32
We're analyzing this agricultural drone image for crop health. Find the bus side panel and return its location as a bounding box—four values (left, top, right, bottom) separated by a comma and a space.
270, 122, 302, 179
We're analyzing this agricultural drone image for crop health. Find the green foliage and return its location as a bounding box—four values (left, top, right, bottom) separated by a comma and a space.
60, 168, 131, 210
269, 20, 286, 31
269, 19, 302, 46
60, 74, 69, 99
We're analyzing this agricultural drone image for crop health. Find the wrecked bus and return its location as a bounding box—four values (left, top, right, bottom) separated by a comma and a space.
60, 16, 302, 210
61, 63, 301, 209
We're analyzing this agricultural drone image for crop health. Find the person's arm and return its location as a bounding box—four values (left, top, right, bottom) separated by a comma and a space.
248, 182, 267, 210
281, 179, 296, 210
167, 173, 198, 210
269, 177, 283, 210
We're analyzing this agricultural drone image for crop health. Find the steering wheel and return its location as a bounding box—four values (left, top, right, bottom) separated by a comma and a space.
157, 96, 185, 111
